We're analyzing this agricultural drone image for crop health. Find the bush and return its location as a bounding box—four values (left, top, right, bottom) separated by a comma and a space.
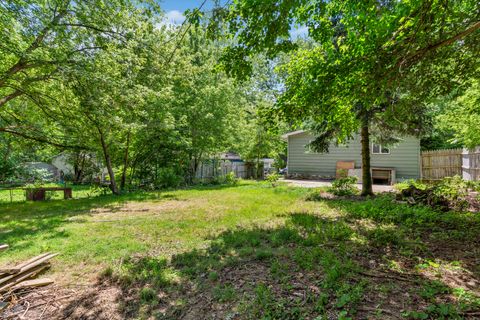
328, 176, 358, 196
394, 179, 428, 192
209, 172, 239, 186
224, 172, 239, 185
266, 172, 280, 187
155, 167, 183, 189
433, 176, 470, 211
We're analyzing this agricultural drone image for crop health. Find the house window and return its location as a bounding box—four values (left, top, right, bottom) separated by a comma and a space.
372, 143, 390, 154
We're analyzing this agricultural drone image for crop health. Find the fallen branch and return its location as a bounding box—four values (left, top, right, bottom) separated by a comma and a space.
359, 270, 420, 283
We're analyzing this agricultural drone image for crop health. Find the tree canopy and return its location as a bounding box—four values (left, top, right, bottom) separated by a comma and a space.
219, 0, 480, 195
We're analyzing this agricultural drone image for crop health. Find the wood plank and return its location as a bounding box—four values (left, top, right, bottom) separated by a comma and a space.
0, 252, 51, 274
336, 161, 355, 169
0, 244, 8, 251
0, 264, 50, 292
14, 253, 58, 275
11, 278, 54, 290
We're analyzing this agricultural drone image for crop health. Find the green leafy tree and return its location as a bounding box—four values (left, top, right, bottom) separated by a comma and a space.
0, 0, 160, 155
437, 81, 480, 149
218, 0, 479, 195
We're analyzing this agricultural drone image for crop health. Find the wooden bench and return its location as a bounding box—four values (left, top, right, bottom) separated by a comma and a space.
26, 187, 72, 201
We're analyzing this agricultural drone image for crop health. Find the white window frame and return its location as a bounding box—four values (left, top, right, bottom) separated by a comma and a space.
371, 143, 390, 155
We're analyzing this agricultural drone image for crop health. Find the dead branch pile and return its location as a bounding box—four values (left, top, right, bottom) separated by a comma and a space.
0, 244, 58, 318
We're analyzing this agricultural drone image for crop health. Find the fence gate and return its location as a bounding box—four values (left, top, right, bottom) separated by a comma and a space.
421, 148, 463, 181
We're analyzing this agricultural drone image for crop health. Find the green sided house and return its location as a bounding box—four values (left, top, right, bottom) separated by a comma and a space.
283, 130, 421, 184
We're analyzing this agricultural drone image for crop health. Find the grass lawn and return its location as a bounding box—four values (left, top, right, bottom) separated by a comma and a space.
0, 181, 479, 319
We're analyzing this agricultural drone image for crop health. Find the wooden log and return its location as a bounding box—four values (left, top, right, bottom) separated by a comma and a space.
0, 252, 52, 275
0, 244, 8, 251
11, 278, 54, 290
0, 264, 49, 292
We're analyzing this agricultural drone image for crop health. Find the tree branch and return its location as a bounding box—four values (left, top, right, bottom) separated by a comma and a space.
0, 9, 66, 86
0, 90, 24, 107
397, 20, 480, 70
0, 126, 86, 150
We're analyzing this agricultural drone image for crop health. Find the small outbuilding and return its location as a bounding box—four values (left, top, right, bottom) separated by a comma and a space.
283, 130, 421, 184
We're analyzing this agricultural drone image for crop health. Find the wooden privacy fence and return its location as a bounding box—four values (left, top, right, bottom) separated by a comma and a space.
421, 148, 463, 181
421, 147, 480, 181
462, 147, 480, 181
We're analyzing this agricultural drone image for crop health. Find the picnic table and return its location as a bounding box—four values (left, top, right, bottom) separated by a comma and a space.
25, 187, 72, 201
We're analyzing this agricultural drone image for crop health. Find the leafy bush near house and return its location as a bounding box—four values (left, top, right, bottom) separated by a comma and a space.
209, 172, 239, 186
328, 176, 358, 196
266, 172, 280, 187
224, 172, 239, 185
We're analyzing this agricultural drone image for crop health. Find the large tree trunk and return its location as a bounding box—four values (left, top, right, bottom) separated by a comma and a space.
98, 127, 119, 195
120, 131, 131, 191
360, 117, 374, 196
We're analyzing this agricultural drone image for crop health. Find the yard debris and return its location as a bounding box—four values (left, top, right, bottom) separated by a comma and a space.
395, 180, 480, 212
0, 246, 58, 318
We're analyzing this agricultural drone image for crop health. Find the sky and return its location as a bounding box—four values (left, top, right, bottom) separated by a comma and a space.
159, 0, 228, 24
158, 0, 308, 37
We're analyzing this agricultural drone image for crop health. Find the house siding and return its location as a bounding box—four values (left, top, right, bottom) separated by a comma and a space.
287, 132, 420, 180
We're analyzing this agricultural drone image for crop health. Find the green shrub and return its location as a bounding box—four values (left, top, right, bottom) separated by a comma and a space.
155, 167, 183, 189
266, 172, 280, 187
328, 176, 358, 196
209, 172, 239, 185
224, 172, 239, 185
394, 179, 428, 192
433, 176, 470, 211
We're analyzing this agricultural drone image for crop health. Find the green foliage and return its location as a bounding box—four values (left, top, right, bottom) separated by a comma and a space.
403, 303, 461, 320
437, 81, 480, 149
265, 172, 280, 187
209, 172, 239, 186
396, 176, 478, 212
212, 284, 236, 302
433, 176, 471, 211
155, 168, 183, 189
139, 287, 157, 304
394, 179, 428, 192
328, 177, 358, 196
224, 172, 239, 185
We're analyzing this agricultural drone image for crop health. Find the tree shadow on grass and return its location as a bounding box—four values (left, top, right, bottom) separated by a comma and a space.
321, 195, 480, 280
59, 207, 480, 319
0, 191, 171, 254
